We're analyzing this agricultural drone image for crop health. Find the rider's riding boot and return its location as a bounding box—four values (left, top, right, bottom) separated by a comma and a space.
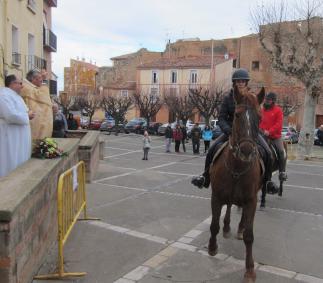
191, 172, 210, 189
191, 175, 205, 189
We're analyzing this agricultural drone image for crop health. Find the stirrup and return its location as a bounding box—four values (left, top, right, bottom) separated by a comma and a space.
266, 181, 279, 195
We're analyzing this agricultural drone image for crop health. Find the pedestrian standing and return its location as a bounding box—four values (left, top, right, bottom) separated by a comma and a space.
0, 75, 34, 177
142, 130, 151, 160
202, 125, 212, 153
191, 123, 201, 154
173, 124, 183, 153
165, 123, 173, 153
180, 125, 187, 152
52, 103, 68, 138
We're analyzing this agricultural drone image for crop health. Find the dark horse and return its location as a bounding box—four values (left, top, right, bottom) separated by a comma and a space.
208, 86, 265, 282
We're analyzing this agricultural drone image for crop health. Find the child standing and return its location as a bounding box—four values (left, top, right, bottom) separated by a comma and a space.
142, 131, 151, 160
202, 125, 212, 153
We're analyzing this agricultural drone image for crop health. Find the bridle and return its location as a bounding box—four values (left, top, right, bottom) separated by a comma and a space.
225, 103, 258, 179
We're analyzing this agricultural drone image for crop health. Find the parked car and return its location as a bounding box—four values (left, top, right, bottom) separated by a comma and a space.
187, 123, 206, 139
212, 125, 223, 140
157, 122, 177, 135
146, 122, 163, 135
124, 118, 147, 134
281, 126, 298, 144
100, 119, 115, 131
88, 119, 104, 130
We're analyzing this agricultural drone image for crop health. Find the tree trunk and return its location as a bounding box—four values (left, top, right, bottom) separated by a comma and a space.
298, 89, 316, 158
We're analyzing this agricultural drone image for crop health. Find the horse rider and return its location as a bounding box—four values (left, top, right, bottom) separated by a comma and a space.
260, 92, 287, 182
191, 68, 279, 194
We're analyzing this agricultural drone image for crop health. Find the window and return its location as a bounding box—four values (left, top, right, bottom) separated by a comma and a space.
251, 61, 260, 71
190, 70, 197, 84
28, 33, 35, 56
12, 25, 20, 65
27, 0, 36, 13
232, 59, 237, 68
120, 90, 128, 97
152, 70, 158, 84
171, 70, 177, 84
150, 87, 159, 96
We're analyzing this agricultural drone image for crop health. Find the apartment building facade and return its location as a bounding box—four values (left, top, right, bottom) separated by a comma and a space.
136, 56, 233, 122
0, 0, 57, 94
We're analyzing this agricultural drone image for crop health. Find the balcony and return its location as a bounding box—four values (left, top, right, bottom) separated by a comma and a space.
49, 79, 57, 96
45, 0, 57, 7
27, 55, 47, 72
43, 28, 57, 52
12, 52, 21, 66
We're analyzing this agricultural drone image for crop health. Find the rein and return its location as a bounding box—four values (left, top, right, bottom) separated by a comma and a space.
225, 102, 259, 179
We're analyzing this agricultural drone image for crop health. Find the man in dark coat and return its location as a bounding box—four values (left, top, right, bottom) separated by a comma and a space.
191, 68, 278, 194
165, 124, 173, 153
191, 123, 201, 154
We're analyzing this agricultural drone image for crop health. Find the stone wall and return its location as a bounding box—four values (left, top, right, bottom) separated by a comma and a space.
0, 131, 103, 283
0, 139, 79, 283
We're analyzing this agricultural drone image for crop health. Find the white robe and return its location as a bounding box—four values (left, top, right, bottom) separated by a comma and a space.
0, 87, 31, 177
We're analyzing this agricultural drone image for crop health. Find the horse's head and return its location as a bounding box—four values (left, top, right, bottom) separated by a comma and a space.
231, 86, 265, 161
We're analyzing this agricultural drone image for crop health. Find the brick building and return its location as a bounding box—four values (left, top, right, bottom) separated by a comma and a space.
64, 58, 98, 96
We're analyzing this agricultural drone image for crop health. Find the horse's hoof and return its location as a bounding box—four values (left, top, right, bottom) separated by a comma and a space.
236, 231, 244, 240
208, 244, 218, 256
243, 269, 256, 282
223, 230, 231, 239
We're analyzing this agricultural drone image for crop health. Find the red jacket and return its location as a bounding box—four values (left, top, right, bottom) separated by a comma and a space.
260, 105, 283, 139
173, 128, 183, 141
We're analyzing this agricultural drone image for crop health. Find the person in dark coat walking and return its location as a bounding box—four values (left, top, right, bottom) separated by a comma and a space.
180, 124, 187, 152
191, 123, 201, 154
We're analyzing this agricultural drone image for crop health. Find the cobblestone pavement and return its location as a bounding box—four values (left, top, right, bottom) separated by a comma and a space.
34, 134, 323, 283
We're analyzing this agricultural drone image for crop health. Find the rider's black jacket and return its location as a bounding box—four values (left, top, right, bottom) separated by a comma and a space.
218, 89, 235, 136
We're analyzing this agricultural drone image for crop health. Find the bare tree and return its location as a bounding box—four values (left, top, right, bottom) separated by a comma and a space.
53, 93, 77, 116
77, 95, 102, 127
101, 95, 133, 134
132, 91, 163, 126
277, 94, 301, 126
164, 92, 195, 126
188, 85, 224, 125
251, 0, 323, 155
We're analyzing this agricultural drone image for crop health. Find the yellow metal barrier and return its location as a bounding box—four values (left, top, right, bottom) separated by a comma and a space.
34, 161, 99, 280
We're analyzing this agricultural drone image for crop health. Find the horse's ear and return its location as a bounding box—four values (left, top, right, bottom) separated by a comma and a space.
257, 87, 265, 105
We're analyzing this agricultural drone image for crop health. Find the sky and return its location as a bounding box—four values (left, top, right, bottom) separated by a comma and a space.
52, 0, 297, 91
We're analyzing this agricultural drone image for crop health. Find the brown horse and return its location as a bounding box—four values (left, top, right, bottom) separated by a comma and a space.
208, 86, 265, 282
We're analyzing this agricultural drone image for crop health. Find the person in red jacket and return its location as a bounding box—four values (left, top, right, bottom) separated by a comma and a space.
173, 124, 183, 153
260, 92, 287, 181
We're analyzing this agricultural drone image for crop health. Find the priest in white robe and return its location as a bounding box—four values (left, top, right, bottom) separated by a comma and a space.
0, 75, 33, 177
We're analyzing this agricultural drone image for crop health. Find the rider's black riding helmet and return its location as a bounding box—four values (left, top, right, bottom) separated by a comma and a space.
232, 68, 250, 82
265, 92, 277, 102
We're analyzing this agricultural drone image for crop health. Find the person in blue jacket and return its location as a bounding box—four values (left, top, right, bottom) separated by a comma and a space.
202, 125, 213, 153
